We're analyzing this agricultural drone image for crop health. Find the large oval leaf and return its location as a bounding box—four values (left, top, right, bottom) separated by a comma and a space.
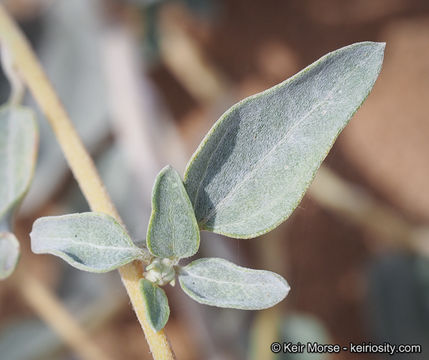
139, 279, 170, 332
0, 105, 38, 220
184, 42, 385, 238
178, 258, 290, 309
0, 232, 20, 280
31, 212, 145, 272
147, 165, 199, 258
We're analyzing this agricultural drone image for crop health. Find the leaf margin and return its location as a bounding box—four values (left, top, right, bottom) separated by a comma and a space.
0, 105, 38, 222
30, 212, 145, 273
146, 165, 200, 259
183, 41, 386, 239
139, 278, 170, 332
178, 257, 290, 310
0, 231, 20, 280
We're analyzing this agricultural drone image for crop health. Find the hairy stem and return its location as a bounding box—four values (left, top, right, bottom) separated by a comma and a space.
0, 5, 175, 359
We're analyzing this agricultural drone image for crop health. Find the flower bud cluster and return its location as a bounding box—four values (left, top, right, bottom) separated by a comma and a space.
144, 257, 177, 286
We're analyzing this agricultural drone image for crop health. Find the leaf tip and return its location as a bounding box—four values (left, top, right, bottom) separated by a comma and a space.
374, 41, 386, 56
279, 276, 291, 300
365, 41, 386, 62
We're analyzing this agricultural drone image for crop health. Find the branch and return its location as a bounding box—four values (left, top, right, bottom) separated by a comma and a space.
16, 271, 113, 360
0, 5, 175, 359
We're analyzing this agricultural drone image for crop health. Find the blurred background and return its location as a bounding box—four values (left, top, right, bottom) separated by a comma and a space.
1, 0, 429, 359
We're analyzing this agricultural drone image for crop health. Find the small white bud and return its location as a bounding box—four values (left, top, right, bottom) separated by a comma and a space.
144, 257, 177, 286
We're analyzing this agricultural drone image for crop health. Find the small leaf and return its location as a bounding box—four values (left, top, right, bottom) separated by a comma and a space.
178, 258, 290, 309
139, 279, 170, 332
184, 42, 385, 238
0, 232, 20, 280
0, 105, 38, 220
147, 165, 199, 258
30, 212, 144, 272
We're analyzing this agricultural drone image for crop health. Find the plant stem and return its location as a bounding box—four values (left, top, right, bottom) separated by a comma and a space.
0, 5, 175, 359
17, 271, 112, 360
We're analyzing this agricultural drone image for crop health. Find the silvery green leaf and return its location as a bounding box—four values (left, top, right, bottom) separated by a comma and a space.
179, 258, 290, 309
0, 232, 20, 280
21, 0, 110, 214
184, 42, 385, 238
147, 165, 199, 258
30, 212, 144, 272
139, 279, 170, 332
0, 105, 37, 220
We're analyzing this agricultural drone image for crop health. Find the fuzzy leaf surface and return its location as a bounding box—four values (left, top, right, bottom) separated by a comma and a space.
139, 279, 170, 332
0, 106, 37, 221
179, 258, 290, 309
0, 232, 20, 280
147, 165, 199, 258
184, 42, 385, 238
31, 212, 143, 272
